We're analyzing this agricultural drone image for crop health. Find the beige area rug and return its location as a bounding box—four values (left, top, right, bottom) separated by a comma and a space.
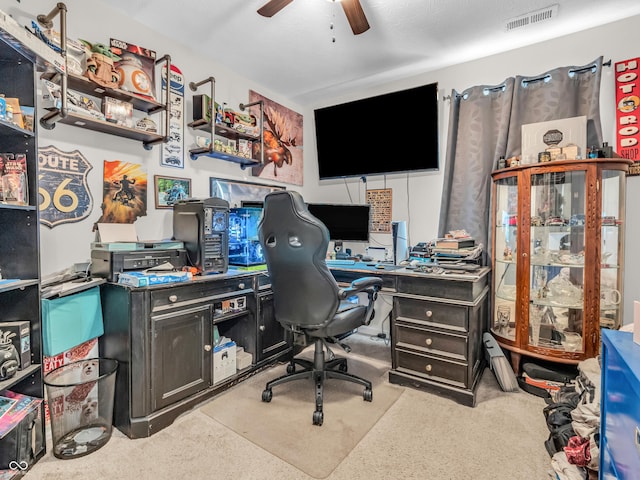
199, 352, 403, 479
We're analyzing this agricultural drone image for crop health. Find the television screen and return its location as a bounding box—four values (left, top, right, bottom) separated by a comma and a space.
307, 203, 370, 242
314, 82, 439, 179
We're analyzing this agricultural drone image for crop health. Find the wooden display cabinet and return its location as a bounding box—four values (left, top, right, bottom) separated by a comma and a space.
490, 158, 631, 373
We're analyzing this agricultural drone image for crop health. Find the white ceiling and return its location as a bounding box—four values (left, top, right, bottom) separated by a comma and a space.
102, 0, 640, 106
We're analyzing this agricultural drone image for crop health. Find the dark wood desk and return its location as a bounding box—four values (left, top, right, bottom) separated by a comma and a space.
100, 264, 490, 439
99, 269, 290, 438
330, 264, 490, 407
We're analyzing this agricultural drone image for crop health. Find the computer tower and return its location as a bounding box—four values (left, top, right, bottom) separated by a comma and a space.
392, 221, 409, 265
173, 198, 229, 274
228, 207, 265, 268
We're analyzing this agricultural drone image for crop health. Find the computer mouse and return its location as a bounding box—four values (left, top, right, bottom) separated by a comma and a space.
410, 259, 421, 267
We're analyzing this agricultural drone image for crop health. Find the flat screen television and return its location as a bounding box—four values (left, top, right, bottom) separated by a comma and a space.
307, 203, 370, 243
314, 82, 439, 179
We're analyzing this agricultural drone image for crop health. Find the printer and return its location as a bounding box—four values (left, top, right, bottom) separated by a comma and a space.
91, 247, 188, 282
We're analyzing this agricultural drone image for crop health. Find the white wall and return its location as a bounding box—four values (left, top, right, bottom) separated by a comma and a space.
5, 1, 639, 324
304, 15, 640, 326
4, 0, 305, 276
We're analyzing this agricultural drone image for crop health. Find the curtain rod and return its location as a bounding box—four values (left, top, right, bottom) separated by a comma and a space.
445, 58, 612, 100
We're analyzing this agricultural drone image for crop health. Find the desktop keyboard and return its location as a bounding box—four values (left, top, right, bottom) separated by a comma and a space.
326, 259, 356, 267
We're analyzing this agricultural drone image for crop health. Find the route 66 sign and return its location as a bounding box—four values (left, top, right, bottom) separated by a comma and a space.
38, 145, 93, 228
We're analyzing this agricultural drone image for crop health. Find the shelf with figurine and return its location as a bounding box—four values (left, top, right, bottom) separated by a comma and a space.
30, 7, 170, 150
187, 77, 264, 167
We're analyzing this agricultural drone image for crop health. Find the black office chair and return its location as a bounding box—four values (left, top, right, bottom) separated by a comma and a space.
258, 190, 383, 426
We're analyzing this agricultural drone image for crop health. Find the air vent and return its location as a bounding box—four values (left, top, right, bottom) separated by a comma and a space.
506, 4, 558, 32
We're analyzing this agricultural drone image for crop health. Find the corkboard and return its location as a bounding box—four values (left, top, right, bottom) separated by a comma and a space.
366, 189, 392, 233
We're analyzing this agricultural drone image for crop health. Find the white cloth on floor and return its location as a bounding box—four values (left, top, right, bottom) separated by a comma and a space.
551, 451, 587, 480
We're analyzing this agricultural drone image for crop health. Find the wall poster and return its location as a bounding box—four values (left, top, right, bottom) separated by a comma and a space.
615, 57, 640, 176
366, 188, 392, 233
248, 90, 303, 186
161, 63, 185, 168
95, 160, 147, 226
38, 145, 94, 228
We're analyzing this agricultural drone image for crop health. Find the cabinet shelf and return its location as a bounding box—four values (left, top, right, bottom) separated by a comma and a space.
0, 4, 49, 469
0, 119, 35, 138
0, 364, 41, 392
0, 278, 39, 293
0, 204, 37, 212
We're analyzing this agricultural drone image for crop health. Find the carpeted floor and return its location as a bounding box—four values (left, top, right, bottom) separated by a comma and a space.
200, 349, 403, 478
23, 333, 553, 480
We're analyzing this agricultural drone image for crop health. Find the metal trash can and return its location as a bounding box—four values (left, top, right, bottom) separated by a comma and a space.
44, 358, 118, 459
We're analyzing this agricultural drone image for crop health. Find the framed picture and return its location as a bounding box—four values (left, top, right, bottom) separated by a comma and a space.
154, 175, 191, 209
210, 177, 284, 208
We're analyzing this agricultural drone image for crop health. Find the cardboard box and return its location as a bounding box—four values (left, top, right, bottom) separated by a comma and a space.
41, 79, 62, 110
521, 116, 587, 164
192, 94, 222, 125
236, 349, 252, 371
117, 270, 192, 287
0, 321, 30, 370
213, 341, 236, 384
0, 391, 42, 469
102, 96, 133, 128
109, 38, 157, 100
66, 90, 105, 121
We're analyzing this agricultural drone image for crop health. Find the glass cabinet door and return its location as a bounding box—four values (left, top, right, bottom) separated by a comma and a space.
492, 176, 518, 341
599, 169, 626, 330
528, 170, 586, 352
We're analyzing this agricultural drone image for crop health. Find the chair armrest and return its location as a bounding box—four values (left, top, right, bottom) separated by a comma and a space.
338, 276, 383, 299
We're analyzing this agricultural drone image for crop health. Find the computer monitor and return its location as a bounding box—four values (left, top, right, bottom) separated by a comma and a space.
306, 203, 370, 256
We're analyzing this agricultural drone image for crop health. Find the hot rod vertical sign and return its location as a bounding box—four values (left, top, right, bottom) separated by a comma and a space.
615, 57, 640, 175
38, 146, 93, 228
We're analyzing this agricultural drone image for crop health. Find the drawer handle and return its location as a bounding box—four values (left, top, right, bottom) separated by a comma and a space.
169, 294, 178, 303
425, 338, 433, 346
238, 282, 245, 290
204, 344, 212, 352
425, 310, 433, 317
425, 364, 432, 372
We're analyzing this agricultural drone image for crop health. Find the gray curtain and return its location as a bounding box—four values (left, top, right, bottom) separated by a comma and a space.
506, 56, 604, 158
439, 57, 605, 260
438, 79, 515, 259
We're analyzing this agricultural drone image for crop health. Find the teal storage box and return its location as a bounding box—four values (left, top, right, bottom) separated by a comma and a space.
41, 286, 104, 357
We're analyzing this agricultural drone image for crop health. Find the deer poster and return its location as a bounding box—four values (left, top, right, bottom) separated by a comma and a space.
249, 90, 303, 186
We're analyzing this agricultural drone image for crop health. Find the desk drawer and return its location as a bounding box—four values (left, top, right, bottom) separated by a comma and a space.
395, 323, 467, 361
331, 270, 396, 291
394, 297, 468, 333
396, 273, 487, 302
395, 349, 467, 388
151, 277, 252, 312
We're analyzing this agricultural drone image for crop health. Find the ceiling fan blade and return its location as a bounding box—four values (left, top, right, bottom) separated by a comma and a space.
257, 0, 294, 17
341, 0, 370, 35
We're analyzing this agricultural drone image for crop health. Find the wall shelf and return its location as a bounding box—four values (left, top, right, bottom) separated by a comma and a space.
36, 3, 170, 150
187, 76, 264, 167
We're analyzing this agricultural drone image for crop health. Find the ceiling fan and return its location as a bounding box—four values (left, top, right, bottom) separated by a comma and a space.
257, 0, 370, 35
